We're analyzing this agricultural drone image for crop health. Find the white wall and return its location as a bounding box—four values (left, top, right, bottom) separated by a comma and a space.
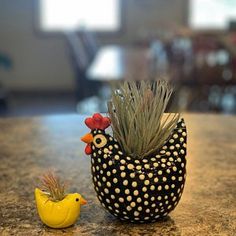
121, 0, 188, 42
0, 0, 75, 91
0, 0, 187, 91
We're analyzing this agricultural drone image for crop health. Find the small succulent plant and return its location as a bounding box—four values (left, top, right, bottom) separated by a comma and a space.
39, 171, 68, 202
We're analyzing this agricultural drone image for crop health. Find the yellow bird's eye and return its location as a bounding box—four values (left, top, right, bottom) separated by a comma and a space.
93, 134, 107, 148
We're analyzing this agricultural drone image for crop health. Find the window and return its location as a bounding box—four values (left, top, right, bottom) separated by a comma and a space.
189, 0, 236, 30
39, 0, 121, 32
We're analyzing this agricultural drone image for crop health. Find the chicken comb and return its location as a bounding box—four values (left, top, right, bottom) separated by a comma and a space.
85, 113, 111, 130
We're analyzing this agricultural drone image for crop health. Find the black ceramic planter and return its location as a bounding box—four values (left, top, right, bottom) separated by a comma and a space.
82, 114, 187, 223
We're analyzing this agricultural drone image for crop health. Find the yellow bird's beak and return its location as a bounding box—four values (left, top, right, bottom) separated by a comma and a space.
81, 133, 93, 144
80, 196, 87, 205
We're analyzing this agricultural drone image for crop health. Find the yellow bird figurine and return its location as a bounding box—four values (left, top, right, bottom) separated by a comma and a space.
35, 172, 87, 228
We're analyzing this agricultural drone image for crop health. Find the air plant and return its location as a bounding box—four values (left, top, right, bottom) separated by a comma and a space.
39, 171, 68, 202
108, 80, 180, 158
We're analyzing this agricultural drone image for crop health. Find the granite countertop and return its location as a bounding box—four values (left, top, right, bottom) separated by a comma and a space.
0, 114, 235, 236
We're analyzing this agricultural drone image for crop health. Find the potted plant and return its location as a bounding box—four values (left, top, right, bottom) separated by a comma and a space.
35, 171, 87, 228
81, 80, 187, 223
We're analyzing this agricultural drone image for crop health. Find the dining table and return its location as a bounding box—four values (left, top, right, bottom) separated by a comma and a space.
0, 113, 235, 235
87, 45, 150, 82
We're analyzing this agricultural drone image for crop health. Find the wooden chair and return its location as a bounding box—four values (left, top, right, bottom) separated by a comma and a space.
64, 31, 100, 101
79, 29, 98, 64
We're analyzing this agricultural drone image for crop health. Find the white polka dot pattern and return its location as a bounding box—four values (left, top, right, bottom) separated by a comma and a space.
90, 118, 187, 223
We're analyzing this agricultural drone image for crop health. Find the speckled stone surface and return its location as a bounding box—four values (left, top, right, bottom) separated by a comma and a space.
0, 114, 235, 236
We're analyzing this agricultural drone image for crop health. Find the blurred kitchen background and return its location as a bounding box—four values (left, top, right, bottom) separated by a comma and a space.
0, 0, 236, 117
